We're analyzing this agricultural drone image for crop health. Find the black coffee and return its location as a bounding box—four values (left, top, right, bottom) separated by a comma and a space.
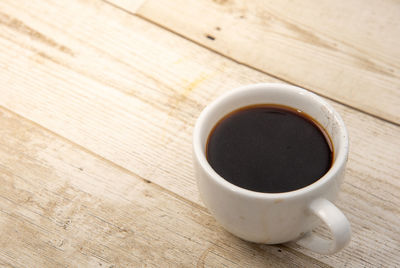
206, 104, 333, 193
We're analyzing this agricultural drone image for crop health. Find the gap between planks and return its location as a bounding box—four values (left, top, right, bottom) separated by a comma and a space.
0, 104, 207, 214
0, 105, 332, 267
0, 0, 398, 266
101, 0, 400, 128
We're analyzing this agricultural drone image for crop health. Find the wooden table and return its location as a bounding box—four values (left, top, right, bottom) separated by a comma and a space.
0, 0, 399, 267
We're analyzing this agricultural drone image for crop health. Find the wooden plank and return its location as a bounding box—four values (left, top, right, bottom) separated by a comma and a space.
130, 0, 400, 124
0, 109, 330, 267
0, 0, 399, 266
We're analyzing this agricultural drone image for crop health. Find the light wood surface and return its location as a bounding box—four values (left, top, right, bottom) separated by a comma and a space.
0, 0, 399, 267
134, 0, 400, 125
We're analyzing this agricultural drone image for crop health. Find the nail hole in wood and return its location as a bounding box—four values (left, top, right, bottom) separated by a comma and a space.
206, 34, 216, 40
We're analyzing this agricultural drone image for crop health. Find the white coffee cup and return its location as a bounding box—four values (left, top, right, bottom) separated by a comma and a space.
193, 83, 351, 254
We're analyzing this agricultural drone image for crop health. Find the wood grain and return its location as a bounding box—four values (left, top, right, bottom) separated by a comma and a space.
0, 0, 399, 266
0, 107, 330, 267
129, 0, 400, 124
104, 0, 146, 13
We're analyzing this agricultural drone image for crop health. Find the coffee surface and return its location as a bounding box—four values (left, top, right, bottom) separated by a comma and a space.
206, 105, 332, 193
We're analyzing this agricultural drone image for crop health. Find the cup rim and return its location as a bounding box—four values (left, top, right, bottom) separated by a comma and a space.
193, 83, 349, 199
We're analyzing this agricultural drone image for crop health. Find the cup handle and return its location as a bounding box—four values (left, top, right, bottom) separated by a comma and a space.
295, 198, 351, 254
